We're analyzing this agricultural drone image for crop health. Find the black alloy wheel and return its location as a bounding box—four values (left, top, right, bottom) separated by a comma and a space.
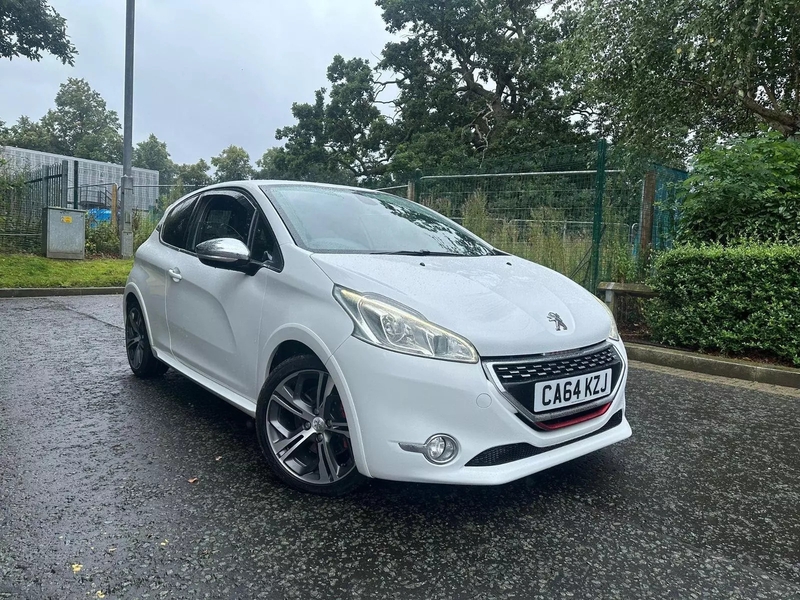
125, 300, 168, 378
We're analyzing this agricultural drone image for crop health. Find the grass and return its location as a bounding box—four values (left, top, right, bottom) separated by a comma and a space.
0, 254, 133, 288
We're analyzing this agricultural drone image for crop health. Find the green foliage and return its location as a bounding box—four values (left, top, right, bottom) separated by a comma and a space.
678, 133, 800, 244
560, 0, 800, 158
211, 145, 254, 182
272, 0, 590, 183
274, 55, 387, 184
84, 220, 119, 257
434, 187, 635, 288
646, 244, 800, 366
1, 78, 122, 162
0, 254, 132, 288
0, 161, 28, 252
0, 0, 76, 64
254, 147, 284, 180
134, 134, 175, 184
84, 211, 158, 256
133, 211, 158, 251
175, 159, 212, 188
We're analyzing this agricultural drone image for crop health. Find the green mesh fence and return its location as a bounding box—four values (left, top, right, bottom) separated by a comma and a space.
406, 142, 646, 290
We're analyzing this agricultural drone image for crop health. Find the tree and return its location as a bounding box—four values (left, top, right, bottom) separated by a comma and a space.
560, 0, 800, 159
40, 78, 123, 162
0, 0, 77, 64
275, 56, 392, 183
273, 3, 588, 181
175, 159, 212, 188
1, 78, 122, 162
210, 145, 254, 182
134, 134, 175, 184
377, 0, 584, 158
254, 147, 286, 180
0, 115, 54, 152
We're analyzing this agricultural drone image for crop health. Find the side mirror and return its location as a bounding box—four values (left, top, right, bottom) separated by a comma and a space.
196, 238, 251, 271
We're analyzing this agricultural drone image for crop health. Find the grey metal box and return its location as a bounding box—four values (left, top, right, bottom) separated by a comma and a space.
42, 207, 86, 259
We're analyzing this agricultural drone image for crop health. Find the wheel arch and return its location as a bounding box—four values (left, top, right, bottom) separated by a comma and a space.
123, 282, 157, 356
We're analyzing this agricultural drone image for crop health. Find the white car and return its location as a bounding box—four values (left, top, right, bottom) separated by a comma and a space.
125, 181, 631, 495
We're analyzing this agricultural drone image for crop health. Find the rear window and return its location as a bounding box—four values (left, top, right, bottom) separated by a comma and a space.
161, 196, 197, 250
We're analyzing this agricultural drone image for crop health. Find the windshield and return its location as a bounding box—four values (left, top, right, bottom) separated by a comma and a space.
260, 184, 494, 256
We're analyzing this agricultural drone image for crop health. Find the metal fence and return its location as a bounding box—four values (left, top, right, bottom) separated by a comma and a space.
0, 161, 69, 253
377, 143, 686, 290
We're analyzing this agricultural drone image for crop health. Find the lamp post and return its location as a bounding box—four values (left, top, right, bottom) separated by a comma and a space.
120, 0, 135, 257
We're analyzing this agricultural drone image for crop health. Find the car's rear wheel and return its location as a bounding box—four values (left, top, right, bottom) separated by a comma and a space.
125, 299, 169, 378
256, 355, 365, 496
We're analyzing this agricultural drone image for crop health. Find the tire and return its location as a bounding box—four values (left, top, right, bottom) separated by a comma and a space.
256, 355, 365, 496
125, 298, 169, 378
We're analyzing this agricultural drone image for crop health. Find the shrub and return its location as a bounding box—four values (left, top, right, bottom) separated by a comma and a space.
646, 243, 800, 366
678, 132, 800, 245
85, 220, 120, 256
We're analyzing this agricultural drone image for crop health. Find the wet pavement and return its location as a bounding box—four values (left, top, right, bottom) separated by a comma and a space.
1, 295, 799, 599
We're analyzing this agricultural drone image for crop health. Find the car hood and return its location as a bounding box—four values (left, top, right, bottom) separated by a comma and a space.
311, 254, 612, 357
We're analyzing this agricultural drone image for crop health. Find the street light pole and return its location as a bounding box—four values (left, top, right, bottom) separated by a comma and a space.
120, 0, 135, 258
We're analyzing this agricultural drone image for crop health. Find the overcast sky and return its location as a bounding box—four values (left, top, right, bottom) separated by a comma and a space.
0, 0, 394, 165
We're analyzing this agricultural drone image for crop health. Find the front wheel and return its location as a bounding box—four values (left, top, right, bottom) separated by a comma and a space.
125, 299, 169, 378
256, 355, 365, 496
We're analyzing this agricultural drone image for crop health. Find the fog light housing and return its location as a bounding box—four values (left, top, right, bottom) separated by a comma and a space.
424, 434, 459, 464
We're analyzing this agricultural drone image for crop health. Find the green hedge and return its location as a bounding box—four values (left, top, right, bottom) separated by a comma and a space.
646, 244, 800, 366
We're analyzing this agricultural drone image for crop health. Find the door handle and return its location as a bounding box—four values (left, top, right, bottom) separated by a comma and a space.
168, 268, 182, 282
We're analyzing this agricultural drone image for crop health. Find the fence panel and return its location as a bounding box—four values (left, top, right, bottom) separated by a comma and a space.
413, 144, 644, 290
0, 162, 69, 253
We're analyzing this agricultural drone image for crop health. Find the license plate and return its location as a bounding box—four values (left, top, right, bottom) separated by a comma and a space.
533, 368, 613, 412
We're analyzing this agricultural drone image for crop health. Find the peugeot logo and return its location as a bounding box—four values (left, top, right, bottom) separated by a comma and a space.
547, 312, 568, 331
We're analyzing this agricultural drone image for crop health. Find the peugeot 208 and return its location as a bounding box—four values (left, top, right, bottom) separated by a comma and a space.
124, 181, 631, 495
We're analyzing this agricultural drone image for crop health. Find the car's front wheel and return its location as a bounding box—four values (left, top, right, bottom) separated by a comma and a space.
256, 355, 364, 496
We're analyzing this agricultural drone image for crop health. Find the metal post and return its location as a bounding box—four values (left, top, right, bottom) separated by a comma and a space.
120, 0, 136, 257
72, 160, 79, 209
639, 170, 657, 268
61, 160, 69, 208
111, 184, 118, 230
589, 139, 607, 293
410, 169, 422, 203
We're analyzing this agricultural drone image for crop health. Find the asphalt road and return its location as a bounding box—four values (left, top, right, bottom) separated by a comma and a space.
1, 296, 798, 600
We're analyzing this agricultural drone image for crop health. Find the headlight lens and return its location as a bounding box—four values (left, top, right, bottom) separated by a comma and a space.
593, 294, 620, 341
333, 286, 479, 363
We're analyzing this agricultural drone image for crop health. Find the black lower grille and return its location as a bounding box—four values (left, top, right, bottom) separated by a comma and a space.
465, 443, 538, 467
465, 410, 624, 467
489, 344, 624, 418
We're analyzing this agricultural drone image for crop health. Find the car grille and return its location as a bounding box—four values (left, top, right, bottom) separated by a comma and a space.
465, 410, 624, 467
487, 343, 624, 424
493, 345, 619, 383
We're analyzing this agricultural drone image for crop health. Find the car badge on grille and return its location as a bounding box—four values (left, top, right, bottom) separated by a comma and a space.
547, 312, 568, 331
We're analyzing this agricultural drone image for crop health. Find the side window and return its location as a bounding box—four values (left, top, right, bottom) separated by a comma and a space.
161, 196, 198, 250
251, 214, 280, 266
193, 193, 255, 249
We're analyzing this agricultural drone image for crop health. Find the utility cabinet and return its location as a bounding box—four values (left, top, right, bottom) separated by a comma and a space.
42, 207, 86, 259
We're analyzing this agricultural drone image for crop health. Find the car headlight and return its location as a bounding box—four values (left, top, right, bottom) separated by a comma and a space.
593, 294, 620, 341
333, 286, 479, 363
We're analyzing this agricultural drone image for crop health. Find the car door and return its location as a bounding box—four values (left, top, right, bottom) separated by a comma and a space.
144, 193, 201, 353
165, 189, 281, 400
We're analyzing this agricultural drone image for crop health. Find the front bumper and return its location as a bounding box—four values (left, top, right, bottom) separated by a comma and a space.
326, 337, 631, 485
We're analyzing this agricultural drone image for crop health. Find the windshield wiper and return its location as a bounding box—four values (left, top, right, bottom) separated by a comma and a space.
371, 250, 464, 256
